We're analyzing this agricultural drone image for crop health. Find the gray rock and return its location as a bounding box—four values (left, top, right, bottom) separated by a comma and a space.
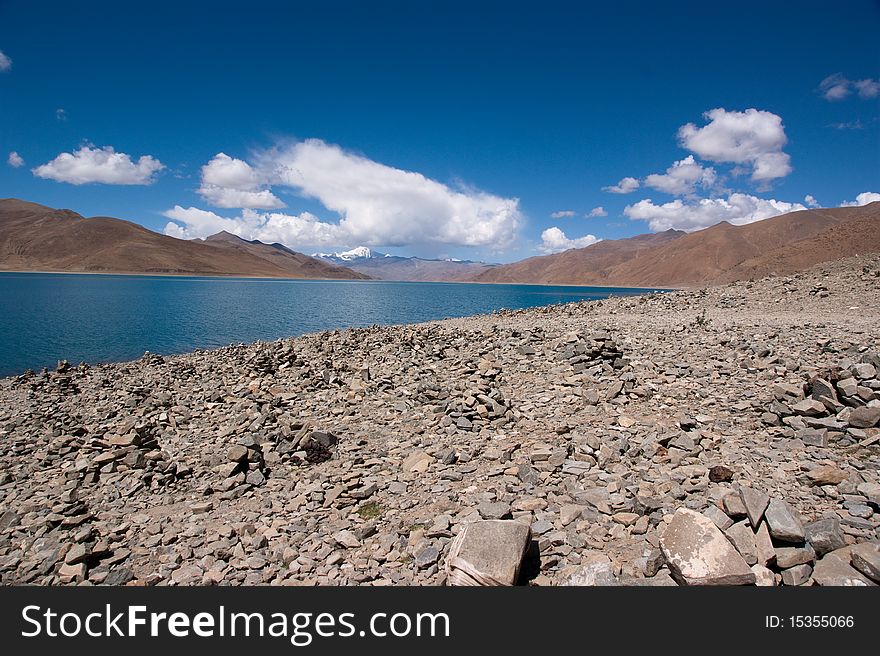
781, 563, 813, 586
810, 378, 837, 402
738, 486, 770, 527
848, 406, 880, 428
477, 501, 512, 520
764, 498, 805, 543
775, 545, 815, 569
790, 399, 826, 416
805, 517, 846, 557
445, 520, 531, 586
813, 547, 876, 586
559, 561, 619, 586
755, 520, 776, 567
849, 543, 880, 583
751, 564, 776, 586
245, 469, 266, 486
659, 508, 755, 585
725, 521, 758, 565
703, 505, 733, 531
415, 546, 439, 569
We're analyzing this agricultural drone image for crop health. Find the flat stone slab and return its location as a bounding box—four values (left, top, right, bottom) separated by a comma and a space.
738, 486, 770, 527
445, 520, 531, 586
850, 543, 880, 583
805, 517, 846, 557
660, 508, 755, 585
764, 498, 805, 543
813, 547, 877, 586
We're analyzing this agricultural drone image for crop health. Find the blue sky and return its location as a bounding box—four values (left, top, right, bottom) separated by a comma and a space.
0, 0, 878, 262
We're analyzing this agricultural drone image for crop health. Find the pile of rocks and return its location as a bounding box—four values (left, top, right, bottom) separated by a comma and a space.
764, 357, 880, 447
656, 486, 878, 586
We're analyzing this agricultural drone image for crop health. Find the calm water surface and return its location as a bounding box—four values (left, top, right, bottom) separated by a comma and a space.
0, 273, 663, 376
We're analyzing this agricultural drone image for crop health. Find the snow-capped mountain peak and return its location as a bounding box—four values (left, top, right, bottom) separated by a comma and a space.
338, 246, 373, 260
311, 246, 377, 261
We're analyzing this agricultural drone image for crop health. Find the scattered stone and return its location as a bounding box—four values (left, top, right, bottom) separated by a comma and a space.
813, 548, 876, 586
445, 520, 531, 586
781, 563, 812, 586
805, 517, 846, 557
849, 543, 880, 583
764, 499, 805, 543
738, 486, 770, 528
708, 465, 733, 483
659, 509, 755, 585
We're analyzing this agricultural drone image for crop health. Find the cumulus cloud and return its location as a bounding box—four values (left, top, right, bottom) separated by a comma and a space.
198, 153, 284, 209
840, 191, 880, 207
804, 194, 820, 208
0, 50, 11, 72
7, 151, 24, 168
602, 176, 640, 194
32, 145, 164, 185
643, 155, 717, 196
538, 227, 600, 254
677, 108, 792, 185
624, 193, 807, 232
819, 74, 880, 100
166, 139, 522, 249
164, 206, 347, 247
551, 210, 576, 218
588, 206, 608, 217
268, 139, 521, 247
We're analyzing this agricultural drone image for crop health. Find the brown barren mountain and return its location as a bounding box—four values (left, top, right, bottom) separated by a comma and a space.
0, 199, 369, 279
474, 203, 880, 287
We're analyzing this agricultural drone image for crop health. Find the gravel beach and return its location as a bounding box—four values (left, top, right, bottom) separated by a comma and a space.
1, 254, 878, 586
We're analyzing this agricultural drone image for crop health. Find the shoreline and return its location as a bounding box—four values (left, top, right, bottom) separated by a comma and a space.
1, 254, 877, 586
0, 268, 683, 290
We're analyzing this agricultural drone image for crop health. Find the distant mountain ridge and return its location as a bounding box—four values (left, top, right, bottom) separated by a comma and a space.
312, 246, 497, 281
473, 203, 880, 287
0, 199, 369, 280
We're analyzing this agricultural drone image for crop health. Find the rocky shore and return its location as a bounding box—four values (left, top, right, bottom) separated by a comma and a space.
1, 255, 879, 586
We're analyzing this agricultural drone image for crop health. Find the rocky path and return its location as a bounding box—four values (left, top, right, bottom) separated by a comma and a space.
0, 255, 878, 586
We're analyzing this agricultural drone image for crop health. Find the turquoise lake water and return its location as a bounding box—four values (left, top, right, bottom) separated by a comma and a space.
0, 272, 663, 376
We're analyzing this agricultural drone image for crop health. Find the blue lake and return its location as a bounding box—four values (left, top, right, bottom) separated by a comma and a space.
0, 273, 662, 376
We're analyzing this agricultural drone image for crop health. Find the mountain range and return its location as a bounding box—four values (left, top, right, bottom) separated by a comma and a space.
0, 199, 368, 279
473, 202, 880, 287
2, 197, 878, 286
312, 247, 496, 282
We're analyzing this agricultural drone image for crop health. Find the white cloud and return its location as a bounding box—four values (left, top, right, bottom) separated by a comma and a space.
266, 139, 521, 247
819, 74, 880, 101
643, 155, 717, 196
602, 176, 640, 194
804, 194, 820, 208
198, 153, 284, 209
588, 206, 607, 217
840, 191, 880, 207
551, 210, 576, 218
32, 145, 164, 185
0, 50, 11, 72
56, 108, 68, 122
164, 206, 348, 247
828, 120, 864, 130
538, 227, 600, 254
677, 108, 792, 184
7, 151, 24, 168
819, 74, 852, 101
624, 193, 807, 232
165, 139, 522, 249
